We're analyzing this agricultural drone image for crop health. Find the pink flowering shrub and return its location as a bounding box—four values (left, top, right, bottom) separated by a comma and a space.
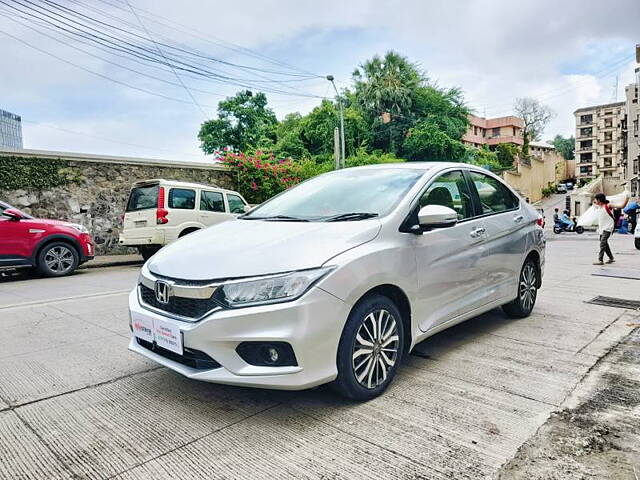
221, 151, 303, 204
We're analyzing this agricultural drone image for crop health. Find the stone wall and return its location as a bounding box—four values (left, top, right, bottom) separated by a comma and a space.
0, 149, 234, 255
502, 151, 566, 203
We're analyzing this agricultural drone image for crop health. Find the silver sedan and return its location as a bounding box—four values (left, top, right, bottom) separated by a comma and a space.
129, 163, 545, 400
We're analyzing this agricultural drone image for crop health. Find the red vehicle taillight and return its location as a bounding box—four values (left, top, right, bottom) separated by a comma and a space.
536, 216, 544, 228
156, 186, 168, 224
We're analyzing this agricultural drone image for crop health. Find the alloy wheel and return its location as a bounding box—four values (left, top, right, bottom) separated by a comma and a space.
352, 309, 400, 389
44, 246, 75, 273
519, 263, 537, 311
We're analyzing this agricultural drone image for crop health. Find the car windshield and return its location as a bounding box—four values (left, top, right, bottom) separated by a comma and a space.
243, 168, 425, 221
126, 185, 159, 212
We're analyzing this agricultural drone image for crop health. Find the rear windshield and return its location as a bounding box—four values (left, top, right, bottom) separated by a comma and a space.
126, 185, 159, 212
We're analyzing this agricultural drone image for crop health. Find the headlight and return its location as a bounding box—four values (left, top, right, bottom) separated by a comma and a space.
216, 267, 334, 308
68, 223, 89, 234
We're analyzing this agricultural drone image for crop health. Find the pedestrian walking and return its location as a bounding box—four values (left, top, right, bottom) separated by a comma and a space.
593, 193, 615, 265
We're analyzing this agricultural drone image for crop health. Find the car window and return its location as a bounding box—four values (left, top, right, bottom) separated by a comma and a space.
168, 188, 195, 210
468, 171, 519, 215
227, 194, 246, 214
126, 185, 159, 212
419, 170, 474, 220
200, 191, 225, 212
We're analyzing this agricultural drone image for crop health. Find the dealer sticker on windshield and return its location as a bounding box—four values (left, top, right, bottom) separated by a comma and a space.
132, 312, 183, 356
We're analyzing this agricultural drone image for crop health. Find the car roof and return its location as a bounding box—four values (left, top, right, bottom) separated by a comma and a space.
132, 179, 238, 194
349, 162, 462, 172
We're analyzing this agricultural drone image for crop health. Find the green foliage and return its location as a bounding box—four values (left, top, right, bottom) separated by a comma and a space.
0, 156, 78, 191
344, 149, 405, 167
465, 146, 502, 171
495, 143, 519, 168
198, 91, 277, 153
552, 134, 575, 160
541, 185, 555, 198
403, 119, 467, 161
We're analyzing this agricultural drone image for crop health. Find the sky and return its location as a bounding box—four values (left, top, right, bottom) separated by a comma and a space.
1, 0, 639, 162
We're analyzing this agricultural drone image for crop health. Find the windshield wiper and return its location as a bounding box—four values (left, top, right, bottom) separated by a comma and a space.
323, 212, 379, 222
241, 215, 309, 222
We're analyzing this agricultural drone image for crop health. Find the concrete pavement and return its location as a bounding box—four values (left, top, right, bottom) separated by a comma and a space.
1, 234, 639, 479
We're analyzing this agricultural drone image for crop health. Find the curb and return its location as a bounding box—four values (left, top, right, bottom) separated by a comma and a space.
80, 259, 144, 270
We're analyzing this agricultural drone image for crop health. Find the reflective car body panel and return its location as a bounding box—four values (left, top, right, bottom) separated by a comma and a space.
129, 162, 545, 389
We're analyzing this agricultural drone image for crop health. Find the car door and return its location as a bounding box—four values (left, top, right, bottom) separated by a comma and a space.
0, 213, 36, 261
225, 193, 248, 216
413, 169, 489, 332
466, 170, 527, 302
199, 190, 234, 226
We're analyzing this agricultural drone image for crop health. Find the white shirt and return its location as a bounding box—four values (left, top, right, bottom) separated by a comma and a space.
595, 205, 614, 235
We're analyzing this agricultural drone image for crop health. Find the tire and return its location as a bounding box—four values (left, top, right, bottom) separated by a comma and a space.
635, 238, 640, 250
332, 294, 405, 401
503, 259, 538, 319
36, 242, 79, 277
138, 246, 160, 261
576, 226, 584, 234
553, 225, 561, 234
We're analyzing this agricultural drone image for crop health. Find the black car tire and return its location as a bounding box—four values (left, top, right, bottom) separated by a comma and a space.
635, 238, 640, 250
36, 242, 79, 277
331, 294, 404, 401
138, 246, 160, 261
503, 259, 538, 318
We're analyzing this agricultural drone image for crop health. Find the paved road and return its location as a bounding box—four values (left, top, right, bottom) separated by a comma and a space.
1, 234, 639, 479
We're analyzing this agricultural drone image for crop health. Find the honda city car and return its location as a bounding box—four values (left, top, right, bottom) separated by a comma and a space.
128, 163, 545, 400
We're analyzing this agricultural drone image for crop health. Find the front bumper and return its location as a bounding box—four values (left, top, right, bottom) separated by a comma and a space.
128, 286, 349, 390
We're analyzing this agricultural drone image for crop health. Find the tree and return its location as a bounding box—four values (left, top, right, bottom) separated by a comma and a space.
402, 119, 467, 161
495, 143, 519, 169
514, 98, 554, 156
551, 134, 575, 160
198, 90, 277, 153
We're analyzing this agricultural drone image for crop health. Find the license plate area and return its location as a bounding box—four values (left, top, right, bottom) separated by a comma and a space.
132, 312, 183, 355
134, 220, 147, 227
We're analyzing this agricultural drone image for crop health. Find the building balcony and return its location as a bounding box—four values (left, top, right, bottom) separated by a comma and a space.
486, 135, 524, 146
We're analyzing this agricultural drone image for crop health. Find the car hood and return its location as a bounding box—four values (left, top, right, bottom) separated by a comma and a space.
148, 219, 382, 280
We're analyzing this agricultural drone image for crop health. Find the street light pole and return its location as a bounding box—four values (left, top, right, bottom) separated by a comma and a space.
326, 75, 345, 169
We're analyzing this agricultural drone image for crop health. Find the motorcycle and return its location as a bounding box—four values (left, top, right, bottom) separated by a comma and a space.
553, 218, 584, 234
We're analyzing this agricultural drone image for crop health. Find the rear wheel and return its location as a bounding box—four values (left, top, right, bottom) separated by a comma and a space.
37, 242, 79, 277
332, 294, 404, 401
635, 238, 640, 250
138, 246, 160, 261
503, 259, 538, 318
553, 225, 562, 234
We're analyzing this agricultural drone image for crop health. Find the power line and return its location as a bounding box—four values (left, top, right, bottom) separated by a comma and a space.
122, 0, 207, 117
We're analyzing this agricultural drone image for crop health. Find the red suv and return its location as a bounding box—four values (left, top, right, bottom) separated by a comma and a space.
0, 201, 94, 276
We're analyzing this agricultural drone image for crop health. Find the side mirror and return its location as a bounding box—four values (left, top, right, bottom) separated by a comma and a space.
2, 208, 23, 221
243, 204, 254, 213
417, 205, 458, 230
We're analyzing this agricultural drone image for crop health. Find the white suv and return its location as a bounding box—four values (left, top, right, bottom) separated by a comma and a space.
119, 179, 248, 260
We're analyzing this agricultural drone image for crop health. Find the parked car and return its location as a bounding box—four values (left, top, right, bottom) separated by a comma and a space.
0, 201, 94, 276
119, 179, 249, 260
556, 183, 568, 194
128, 163, 545, 400
565, 182, 574, 190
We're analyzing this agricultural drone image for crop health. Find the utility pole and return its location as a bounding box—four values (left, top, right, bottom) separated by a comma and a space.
326, 75, 345, 168
333, 127, 341, 170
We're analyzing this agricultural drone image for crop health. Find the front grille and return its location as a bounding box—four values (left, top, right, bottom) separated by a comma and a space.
136, 337, 221, 370
139, 284, 219, 320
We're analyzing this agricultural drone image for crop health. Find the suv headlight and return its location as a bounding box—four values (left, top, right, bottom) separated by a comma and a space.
68, 223, 89, 234
216, 267, 334, 308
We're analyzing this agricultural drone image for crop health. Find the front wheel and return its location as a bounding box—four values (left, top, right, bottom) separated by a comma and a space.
576, 226, 584, 234
332, 294, 404, 401
553, 225, 562, 234
635, 237, 640, 250
503, 259, 538, 318
37, 242, 79, 277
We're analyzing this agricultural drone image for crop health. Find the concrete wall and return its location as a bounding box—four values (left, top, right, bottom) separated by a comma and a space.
502, 151, 566, 203
0, 149, 233, 255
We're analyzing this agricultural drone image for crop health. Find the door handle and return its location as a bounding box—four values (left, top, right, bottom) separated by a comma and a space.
514, 215, 524, 223
470, 227, 486, 238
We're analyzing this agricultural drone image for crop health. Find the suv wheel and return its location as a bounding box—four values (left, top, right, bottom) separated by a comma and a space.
138, 246, 160, 261
503, 259, 538, 318
332, 294, 404, 401
37, 242, 79, 277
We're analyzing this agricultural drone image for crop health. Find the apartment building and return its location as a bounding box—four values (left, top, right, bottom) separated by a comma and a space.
462, 115, 524, 148
0, 109, 23, 149
574, 101, 626, 184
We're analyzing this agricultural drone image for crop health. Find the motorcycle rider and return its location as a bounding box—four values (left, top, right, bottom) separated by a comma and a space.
559, 210, 574, 229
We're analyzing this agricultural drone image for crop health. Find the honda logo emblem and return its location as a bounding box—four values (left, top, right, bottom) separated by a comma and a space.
154, 280, 171, 304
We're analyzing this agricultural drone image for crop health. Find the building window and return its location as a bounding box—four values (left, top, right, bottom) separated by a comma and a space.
604, 145, 612, 154
580, 114, 593, 124
580, 140, 592, 149
492, 127, 500, 137
604, 131, 612, 141
604, 119, 613, 128
580, 127, 593, 137
580, 152, 592, 162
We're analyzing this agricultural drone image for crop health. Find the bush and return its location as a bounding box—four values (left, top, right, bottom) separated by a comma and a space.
345, 149, 405, 167
0, 156, 79, 191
